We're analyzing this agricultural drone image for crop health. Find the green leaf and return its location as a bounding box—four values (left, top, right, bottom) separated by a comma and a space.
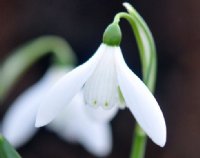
113, 3, 157, 92
123, 2, 157, 92
0, 135, 21, 158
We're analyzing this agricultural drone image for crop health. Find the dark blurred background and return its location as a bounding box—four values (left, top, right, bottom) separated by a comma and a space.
1, 0, 200, 157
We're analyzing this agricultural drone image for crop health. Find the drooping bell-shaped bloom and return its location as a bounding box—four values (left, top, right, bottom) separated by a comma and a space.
47, 92, 112, 157
1, 66, 112, 157
36, 24, 166, 147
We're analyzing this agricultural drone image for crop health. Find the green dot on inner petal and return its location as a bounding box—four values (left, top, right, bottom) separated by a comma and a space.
93, 100, 97, 105
104, 101, 109, 107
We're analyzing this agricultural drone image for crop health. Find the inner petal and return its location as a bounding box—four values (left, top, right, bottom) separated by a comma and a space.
83, 46, 119, 109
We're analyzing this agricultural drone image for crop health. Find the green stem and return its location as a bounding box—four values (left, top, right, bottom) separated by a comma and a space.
114, 3, 157, 158
0, 35, 76, 100
130, 125, 147, 158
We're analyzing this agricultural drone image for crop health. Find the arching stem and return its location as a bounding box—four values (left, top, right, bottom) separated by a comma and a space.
0, 36, 76, 100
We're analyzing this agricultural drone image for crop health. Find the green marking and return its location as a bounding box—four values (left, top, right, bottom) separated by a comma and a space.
118, 86, 125, 103
104, 101, 109, 107
93, 100, 97, 105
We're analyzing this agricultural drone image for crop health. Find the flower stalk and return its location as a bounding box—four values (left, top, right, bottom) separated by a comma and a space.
113, 3, 158, 158
0, 36, 76, 100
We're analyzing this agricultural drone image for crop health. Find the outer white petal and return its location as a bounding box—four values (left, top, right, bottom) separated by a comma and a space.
2, 90, 38, 148
1, 66, 68, 148
2, 80, 42, 148
85, 104, 118, 123
47, 93, 112, 157
115, 47, 166, 147
35, 44, 105, 127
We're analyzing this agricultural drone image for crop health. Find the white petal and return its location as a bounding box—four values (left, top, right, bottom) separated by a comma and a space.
79, 123, 112, 157
85, 104, 118, 123
1, 66, 68, 148
47, 92, 112, 157
115, 48, 166, 147
83, 44, 120, 109
46, 93, 86, 143
35, 44, 105, 127
2, 83, 41, 148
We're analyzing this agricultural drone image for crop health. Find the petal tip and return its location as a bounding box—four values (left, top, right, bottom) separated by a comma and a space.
35, 113, 50, 128
157, 137, 166, 147
159, 129, 167, 148
35, 120, 46, 128
35, 119, 43, 128
147, 129, 166, 147
152, 122, 167, 147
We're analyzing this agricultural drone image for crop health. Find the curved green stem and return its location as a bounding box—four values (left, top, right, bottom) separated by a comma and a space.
0, 35, 76, 100
114, 12, 156, 90
114, 3, 157, 158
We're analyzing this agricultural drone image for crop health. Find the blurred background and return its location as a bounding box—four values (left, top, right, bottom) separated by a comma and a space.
1, 0, 200, 157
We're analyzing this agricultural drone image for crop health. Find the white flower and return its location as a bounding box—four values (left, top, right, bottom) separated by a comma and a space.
36, 44, 166, 147
1, 66, 112, 157
48, 93, 112, 157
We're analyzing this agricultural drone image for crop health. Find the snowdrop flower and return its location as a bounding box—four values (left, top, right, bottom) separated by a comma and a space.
36, 24, 166, 147
1, 66, 112, 157
48, 93, 112, 157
